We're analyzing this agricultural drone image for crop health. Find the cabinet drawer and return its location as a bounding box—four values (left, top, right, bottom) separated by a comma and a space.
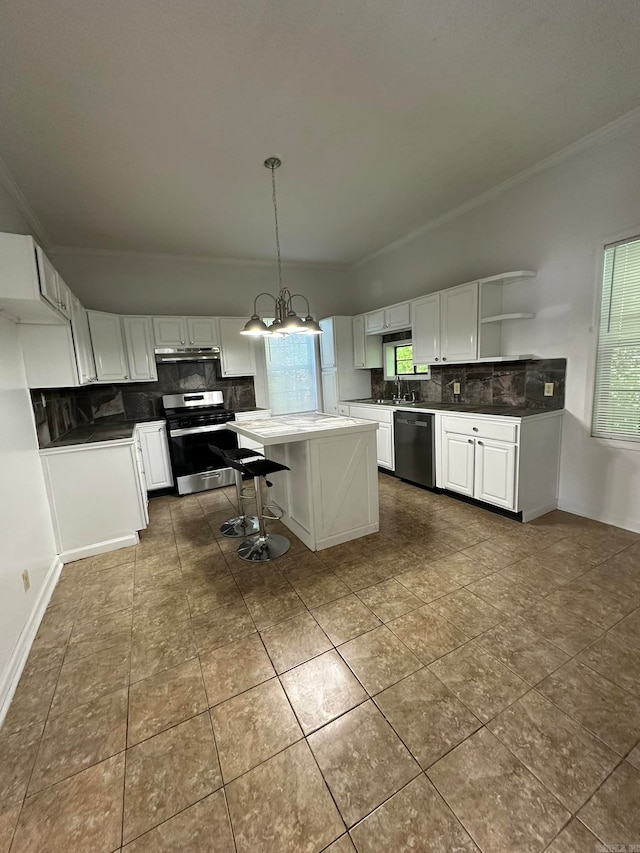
442, 415, 517, 443
349, 405, 393, 424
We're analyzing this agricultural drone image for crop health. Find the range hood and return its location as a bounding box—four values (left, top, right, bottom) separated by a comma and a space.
154, 346, 220, 363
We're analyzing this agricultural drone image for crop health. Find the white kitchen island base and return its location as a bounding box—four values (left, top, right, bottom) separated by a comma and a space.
229, 413, 379, 552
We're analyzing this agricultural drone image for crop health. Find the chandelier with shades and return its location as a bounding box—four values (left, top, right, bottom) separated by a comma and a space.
241, 158, 322, 337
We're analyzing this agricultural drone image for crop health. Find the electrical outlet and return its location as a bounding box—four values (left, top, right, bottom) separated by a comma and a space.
453, 381, 461, 395
544, 382, 554, 397
22, 570, 30, 592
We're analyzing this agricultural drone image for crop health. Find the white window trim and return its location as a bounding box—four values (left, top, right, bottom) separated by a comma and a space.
382, 339, 431, 381
585, 224, 640, 451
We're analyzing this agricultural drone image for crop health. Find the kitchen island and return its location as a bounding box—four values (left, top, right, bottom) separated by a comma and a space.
229, 412, 379, 551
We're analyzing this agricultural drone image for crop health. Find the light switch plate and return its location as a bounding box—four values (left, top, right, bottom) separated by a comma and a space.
453, 382, 461, 395
544, 382, 554, 397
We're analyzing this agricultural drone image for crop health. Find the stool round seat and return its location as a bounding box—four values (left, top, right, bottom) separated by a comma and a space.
223, 455, 291, 563
208, 445, 263, 538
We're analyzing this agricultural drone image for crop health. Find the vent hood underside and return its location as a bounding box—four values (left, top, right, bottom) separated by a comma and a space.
154, 347, 220, 363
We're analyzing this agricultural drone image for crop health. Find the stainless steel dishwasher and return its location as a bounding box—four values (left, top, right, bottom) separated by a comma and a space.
394, 411, 435, 488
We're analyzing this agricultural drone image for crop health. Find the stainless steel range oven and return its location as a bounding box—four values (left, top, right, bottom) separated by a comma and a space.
162, 392, 238, 495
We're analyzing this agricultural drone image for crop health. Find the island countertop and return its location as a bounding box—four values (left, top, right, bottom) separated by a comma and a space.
228, 412, 378, 445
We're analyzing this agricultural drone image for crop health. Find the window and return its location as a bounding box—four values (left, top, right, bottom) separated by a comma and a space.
264, 328, 318, 415
383, 340, 430, 380
592, 235, 640, 442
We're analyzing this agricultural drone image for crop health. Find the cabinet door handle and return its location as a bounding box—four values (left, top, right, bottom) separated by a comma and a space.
442, 357, 447, 361
435, 357, 439, 361
468, 439, 473, 444
477, 441, 484, 446
124, 375, 129, 379
472, 427, 478, 432
181, 340, 185, 345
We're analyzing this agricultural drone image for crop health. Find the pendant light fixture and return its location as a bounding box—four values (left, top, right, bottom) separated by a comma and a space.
241, 158, 322, 337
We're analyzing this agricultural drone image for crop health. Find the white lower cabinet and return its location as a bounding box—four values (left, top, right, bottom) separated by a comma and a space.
474, 438, 516, 509
442, 433, 476, 497
136, 421, 173, 491
442, 417, 517, 510
376, 422, 394, 469
40, 439, 147, 560
345, 404, 394, 470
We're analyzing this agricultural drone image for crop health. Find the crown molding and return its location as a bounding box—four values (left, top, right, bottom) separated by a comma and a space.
0, 154, 51, 248
354, 105, 640, 269
49, 244, 350, 271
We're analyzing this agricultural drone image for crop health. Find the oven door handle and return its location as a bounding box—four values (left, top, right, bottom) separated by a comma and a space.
169, 424, 232, 437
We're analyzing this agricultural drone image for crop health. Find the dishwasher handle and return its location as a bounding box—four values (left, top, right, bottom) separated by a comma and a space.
395, 413, 433, 428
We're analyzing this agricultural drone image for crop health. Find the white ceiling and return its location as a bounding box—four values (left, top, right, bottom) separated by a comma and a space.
1, 0, 640, 264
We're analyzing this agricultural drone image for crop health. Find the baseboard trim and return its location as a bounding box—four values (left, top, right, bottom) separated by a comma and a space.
556, 500, 640, 534
521, 502, 558, 523
0, 555, 63, 729
60, 533, 139, 564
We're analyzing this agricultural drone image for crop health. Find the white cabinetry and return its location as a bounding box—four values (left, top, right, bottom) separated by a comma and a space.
440, 282, 478, 362
40, 439, 147, 560
219, 317, 257, 376
88, 311, 129, 381
440, 411, 561, 518
70, 292, 97, 384
411, 292, 441, 364
352, 314, 382, 369
474, 438, 517, 509
442, 433, 476, 497
319, 317, 374, 415
0, 233, 68, 324
122, 316, 157, 382
153, 316, 187, 346
136, 421, 173, 490
347, 404, 394, 470
187, 317, 218, 346
152, 316, 219, 347
365, 301, 411, 335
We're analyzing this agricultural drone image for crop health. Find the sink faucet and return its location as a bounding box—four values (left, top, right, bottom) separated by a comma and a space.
394, 377, 402, 401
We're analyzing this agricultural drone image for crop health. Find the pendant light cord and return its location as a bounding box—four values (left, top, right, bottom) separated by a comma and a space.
270, 164, 284, 293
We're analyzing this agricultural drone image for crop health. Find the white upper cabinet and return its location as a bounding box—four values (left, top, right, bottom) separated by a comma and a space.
35, 245, 60, 310
70, 292, 97, 384
385, 301, 411, 332
218, 317, 257, 377
411, 292, 441, 364
440, 282, 478, 362
319, 318, 336, 368
122, 316, 157, 382
186, 317, 219, 347
364, 302, 411, 335
352, 314, 383, 369
153, 316, 219, 347
88, 311, 129, 381
153, 316, 187, 346
55, 276, 72, 320
365, 309, 385, 334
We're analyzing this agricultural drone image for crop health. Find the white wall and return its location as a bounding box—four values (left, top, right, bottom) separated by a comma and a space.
354, 118, 640, 532
0, 182, 58, 722
52, 250, 357, 319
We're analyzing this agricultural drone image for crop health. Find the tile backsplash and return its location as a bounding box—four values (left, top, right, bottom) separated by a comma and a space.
31, 361, 258, 446
370, 353, 566, 410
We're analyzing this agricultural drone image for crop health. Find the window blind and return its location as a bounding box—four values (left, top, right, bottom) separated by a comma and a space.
592, 235, 640, 441
264, 329, 318, 415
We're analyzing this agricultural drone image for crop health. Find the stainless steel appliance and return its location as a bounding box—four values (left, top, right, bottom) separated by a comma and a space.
155, 347, 220, 363
162, 391, 237, 495
394, 410, 435, 489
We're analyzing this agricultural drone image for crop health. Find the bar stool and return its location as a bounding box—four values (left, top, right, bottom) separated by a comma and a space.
208, 445, 262, 538
224, 455, 291, 562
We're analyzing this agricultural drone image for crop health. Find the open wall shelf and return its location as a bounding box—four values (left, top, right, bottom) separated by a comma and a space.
481, 312, 535, 324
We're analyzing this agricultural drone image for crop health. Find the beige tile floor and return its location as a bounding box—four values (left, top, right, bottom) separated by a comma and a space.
2, 474, 640, 852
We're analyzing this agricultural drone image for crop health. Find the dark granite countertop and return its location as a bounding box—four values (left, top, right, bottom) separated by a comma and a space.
40, 418, 165, 449
346, 400, 563, 418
